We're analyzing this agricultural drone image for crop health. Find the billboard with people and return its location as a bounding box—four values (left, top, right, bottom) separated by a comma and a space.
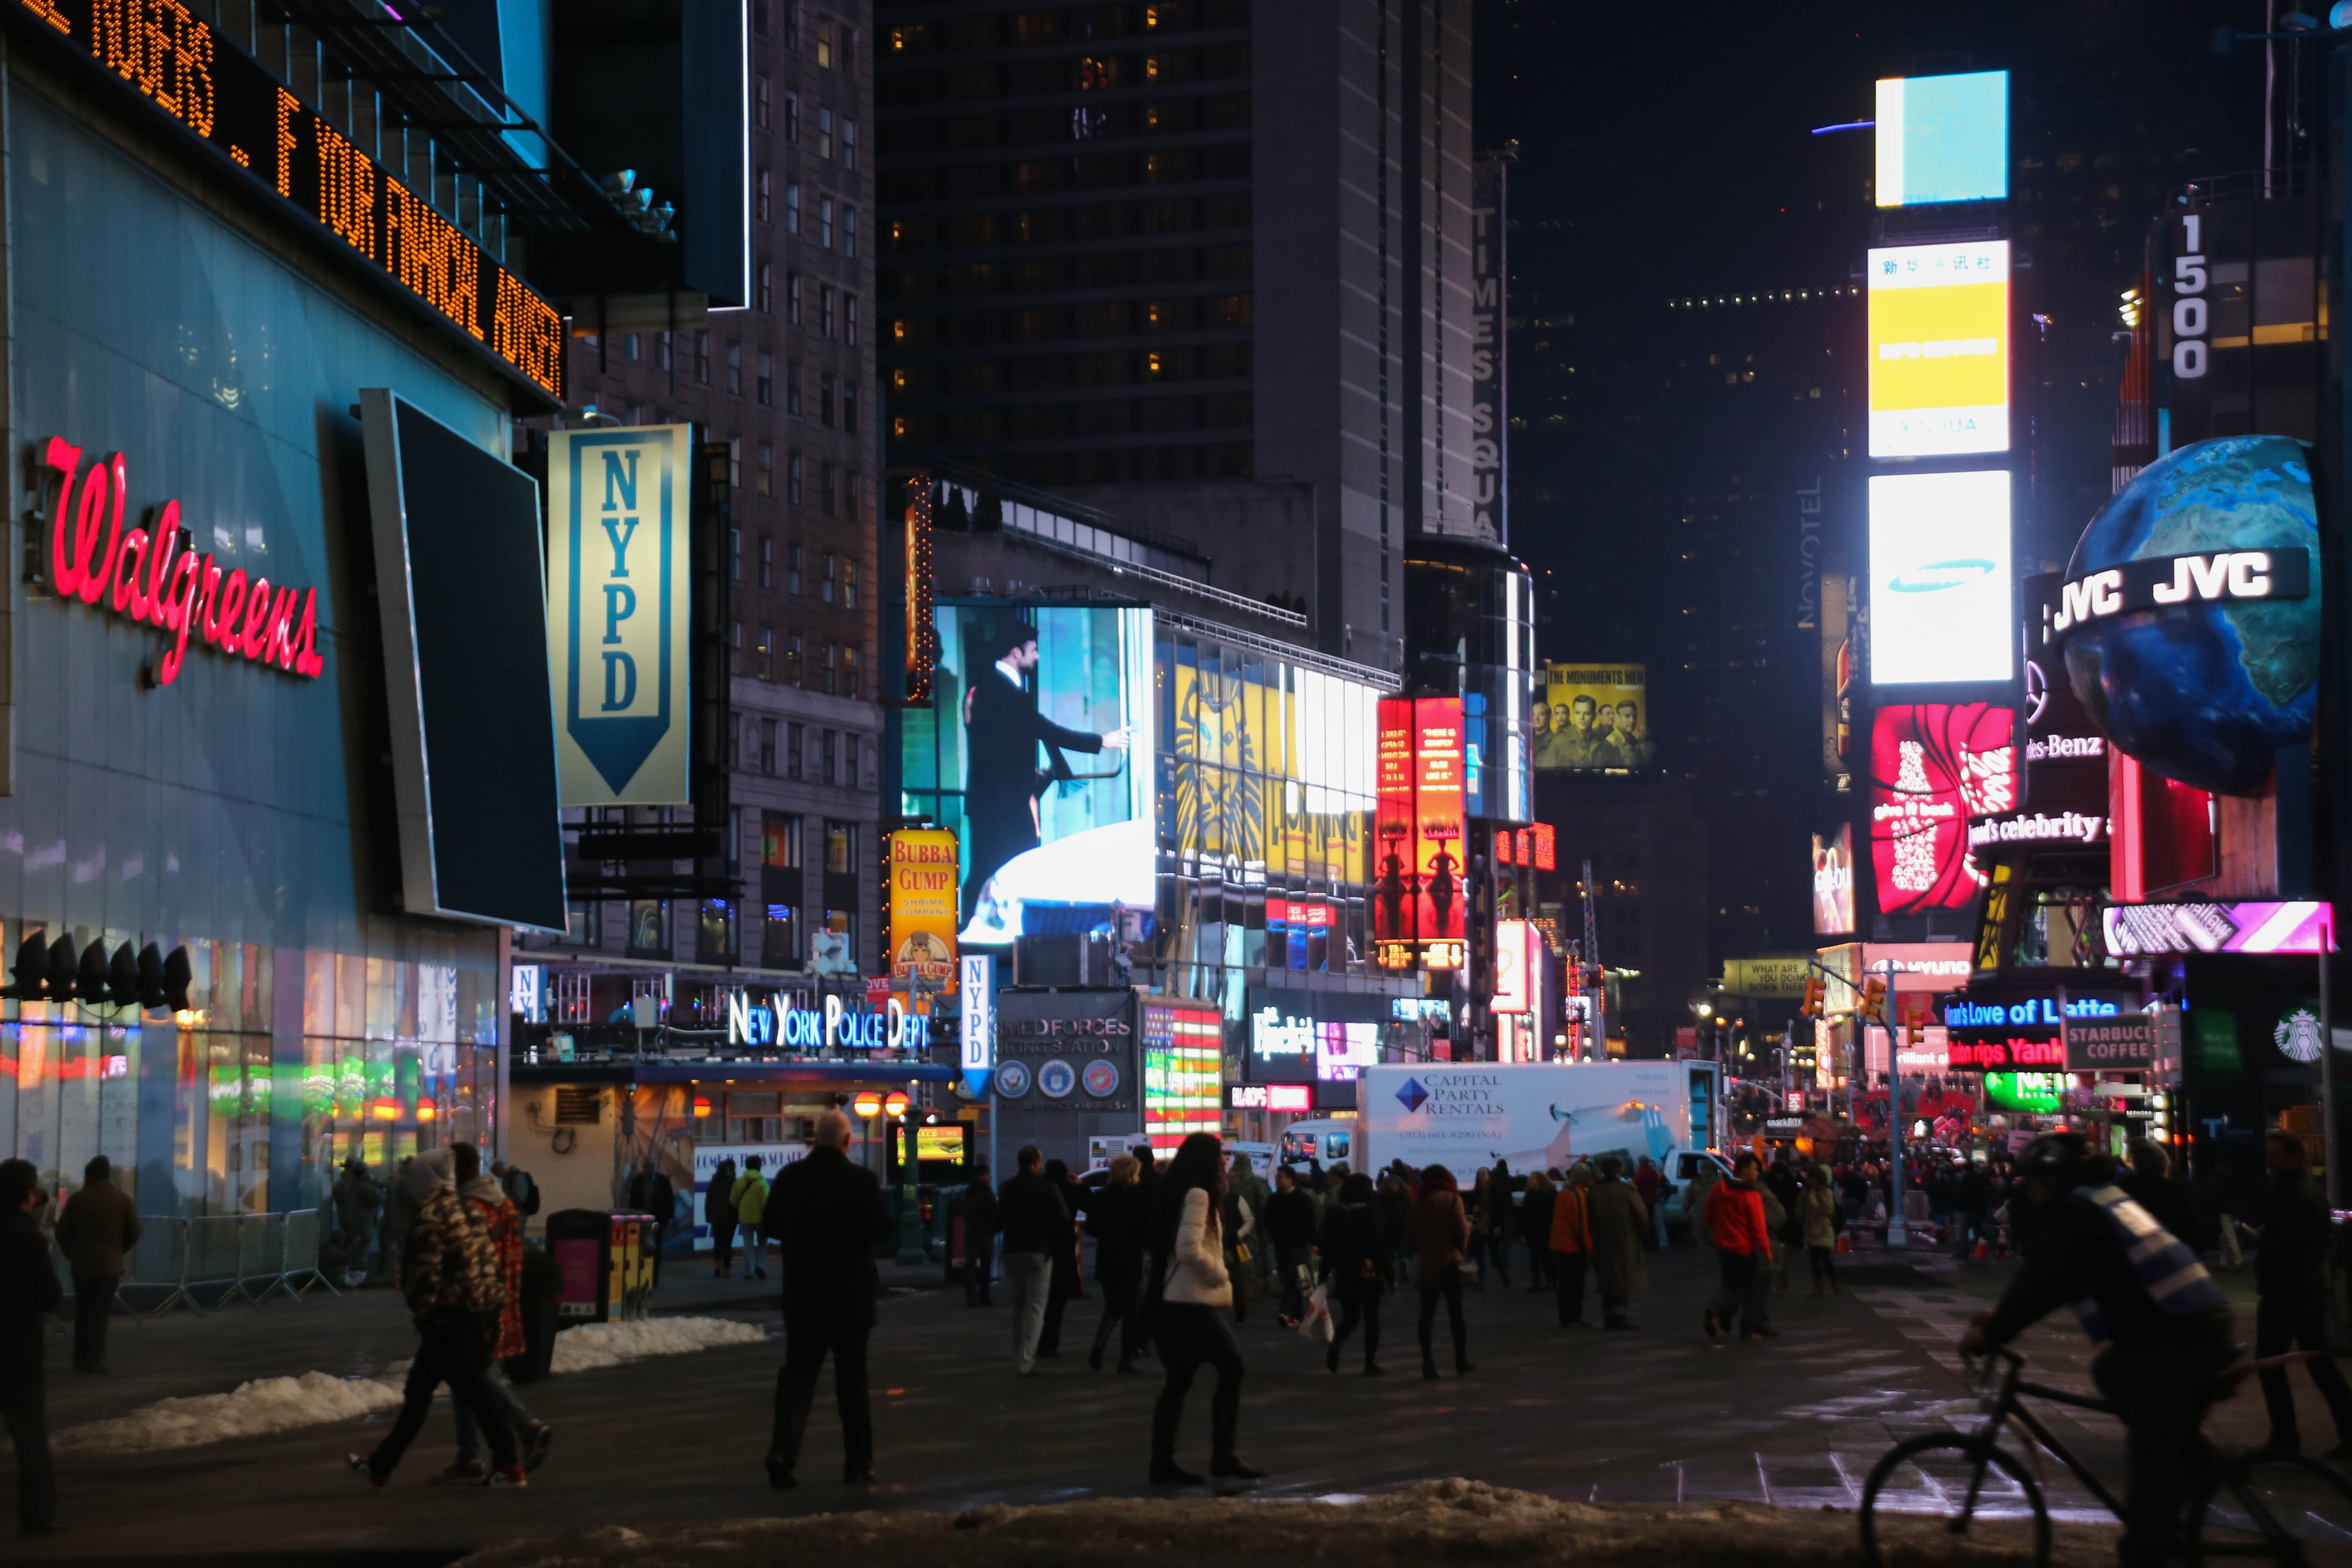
1534, 664, 1653, 769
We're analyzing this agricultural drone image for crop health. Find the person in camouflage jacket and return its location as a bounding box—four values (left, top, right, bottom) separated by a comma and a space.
349, 1148, 524, 1488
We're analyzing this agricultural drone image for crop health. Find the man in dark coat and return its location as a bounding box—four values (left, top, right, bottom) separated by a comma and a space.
2242, 1129, 2352, 1456
1265, 1165, 1320, 1326
957, 1164, 1001, 1306
55, 1155, 140, 1374
624, 1157, 678, 1287
998, 1145, 1069, 1375
766, 1110, 894, 1488
960, 620, 1130, 920
0, 1159, 60, 1536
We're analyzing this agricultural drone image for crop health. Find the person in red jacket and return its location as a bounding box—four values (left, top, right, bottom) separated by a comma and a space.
1701, 1154, 1777, 1343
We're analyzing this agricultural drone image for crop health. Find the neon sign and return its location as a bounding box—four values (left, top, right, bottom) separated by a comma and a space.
14, 0, 567, 401
725, 991, 931, 1052
40, 437, 322, 685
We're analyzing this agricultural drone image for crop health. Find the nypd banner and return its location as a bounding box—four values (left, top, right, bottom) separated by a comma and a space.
548, 426, 693, 805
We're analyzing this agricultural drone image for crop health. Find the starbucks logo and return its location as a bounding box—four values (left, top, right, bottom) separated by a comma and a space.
2276, 1008, 2324, 1064
1038, 1059, 1077, 1099
995, 1060, 1033, 1098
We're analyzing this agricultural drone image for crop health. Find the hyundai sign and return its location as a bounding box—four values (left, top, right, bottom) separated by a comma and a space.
1868, 470, 2014, 685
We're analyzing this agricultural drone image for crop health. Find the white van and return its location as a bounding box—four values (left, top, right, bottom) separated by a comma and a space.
1277, 1120, 1357, 1170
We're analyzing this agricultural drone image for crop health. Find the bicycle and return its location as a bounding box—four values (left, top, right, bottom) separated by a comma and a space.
1858, 1345, 2352, 1567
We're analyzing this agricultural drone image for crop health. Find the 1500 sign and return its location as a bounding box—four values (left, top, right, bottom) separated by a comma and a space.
39, 437, 324, 685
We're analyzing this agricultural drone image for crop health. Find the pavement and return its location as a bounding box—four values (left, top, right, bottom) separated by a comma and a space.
8, 1238, 2344, 1565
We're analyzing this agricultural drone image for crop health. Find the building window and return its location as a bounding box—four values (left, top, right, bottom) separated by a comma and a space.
785, 183, 800, 236
787, 273, 802, 325
759, 534, 774, 589
841, 119, 857, 171
621, 333, 640, 360
758, 262, 774, 314
694, 331, 710, 384
728, 436, 742, 487
820, 552, 836, 605
729, 527, 742, 581
565, 900, 602, 946
754, 75, 772, 129
825, 818, 855, 873
822, 287, 836, 338
756, 627, 774, 680
752, 0, 769, 37
820, 463, 837, 517
756, 351, 774, 404
842, 386, 858, 435
818, 106, 834, 160
763, 810, 801, 866
844, 207, 858, 259
761, 901, 800, 969
787, 543, 804, 595
787, 722, 805, 780
787, 452, 804, 506
729, 714, 743, 769
844, 469, 860, 523
627, 899, 671, 959
843, 558, 859, 608
786, 361, 803, 417
657, 331, 674, 371
842, 644, 859, 698
695, 900, 738, 965
726, 340, 743, 395
759, 717, 778, 775
787, 634, 805, 688
816, 16, 833, 67
819, 728, 838, 784
823, 642, 839, 696
820, 373, 835, 427
844, 296, 858, 346
820, 197, 835, 251
784, 89, 800, 144
756, 442, 774, 495
756, 170, 771, 222
729, 619, 743, 676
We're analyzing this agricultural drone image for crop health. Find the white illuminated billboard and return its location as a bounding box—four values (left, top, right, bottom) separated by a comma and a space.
1868, 241, 2009, 458
1868, 471, 2013, 686
1875, 73, 2008, 207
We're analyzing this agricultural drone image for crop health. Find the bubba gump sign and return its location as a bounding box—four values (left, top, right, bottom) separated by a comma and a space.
40, 437, 324, 686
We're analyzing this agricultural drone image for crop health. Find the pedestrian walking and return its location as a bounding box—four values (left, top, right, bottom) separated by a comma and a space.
443, 1142, 553, 1482
0, 1159, 58, 1537
1686, 1156, 1722, 1251
1586, 1156, 1650, 1329
1317, 1172, 1389, 1375
491, 1160, 540, 1223
624, 1156, 677, 1288
348, 1148, 522, 1489
329, 1156, 384, 1284
707, 1158, 739, 1278
1951, 1157, 1988, 1259
1519, 1173, 1557, 1292
1633, 1156, 1664, 1251
2120, 1140, 2205, 1253
1410, 1164, 1473, 1378
1225, 1152, 1268, 1322
764, 1109, 894, 1488
1702, 1153, 1776, 1343
957, 1164, 1001, 1305
382, 1154, 420, 1279
999, 1145, 1067, 1375
1802, 1165, 1841, 1293
1549, 1164, 1596, 1327
1376, 1167, 1413, 1292
1263, 1164, 1318, 1328
732, 1155, 772, 1280
1147, 1132, 1261, 1485
53, 1155, 139, 1375
1755, 1172, 1791, 1315
1037, 1159, 1085, 1358
1087, 1155, 1149, 1372
2242, 1129, 2352, 1457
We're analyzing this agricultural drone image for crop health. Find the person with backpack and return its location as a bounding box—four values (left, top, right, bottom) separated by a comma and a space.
732, 1156, 772, 1281
492, 1161, 539, 1224
706, 1159, 739, 1278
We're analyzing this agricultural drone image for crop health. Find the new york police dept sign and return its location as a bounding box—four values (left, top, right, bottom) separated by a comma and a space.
548, 426, 692, 805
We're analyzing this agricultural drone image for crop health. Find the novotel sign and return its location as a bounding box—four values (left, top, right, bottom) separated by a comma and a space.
726, 992, 930, 1052
2050, 548, 2308, 638
40, 437, 323, 686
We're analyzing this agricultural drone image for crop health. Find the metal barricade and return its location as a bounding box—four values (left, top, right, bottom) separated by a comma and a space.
89, 1209, 350, 1317
279, 1207, 338, 1300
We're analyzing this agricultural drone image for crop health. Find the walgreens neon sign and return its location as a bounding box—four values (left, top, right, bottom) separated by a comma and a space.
40, 438, 323, 686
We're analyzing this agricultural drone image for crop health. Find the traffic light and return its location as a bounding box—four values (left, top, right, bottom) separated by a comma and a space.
1800, 975, 1826, 1017
1861, 976, 1889, 1018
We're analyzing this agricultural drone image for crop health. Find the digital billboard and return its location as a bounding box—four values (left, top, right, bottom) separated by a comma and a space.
1868, 241, 2009, 457
1870, 704, 2014, 915
1535, 664, 1652, 769
1373, 697, 1467, 960
1868, 470, 2013, 685
885, 828, 959, 995
896, 604, 1154, 943
1812, 825, 1856, 935
1875, 72, 2008, 207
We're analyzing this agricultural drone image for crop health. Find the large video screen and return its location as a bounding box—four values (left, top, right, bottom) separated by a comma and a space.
897, 604, 1154, 943
1812, 825, 1856, 936
1535, 663, 1653, 769
1870, 704, 2013, 915
1868, 470, 2013, 686
1868, 240, 2008, 457
1875, 72, 2008, 208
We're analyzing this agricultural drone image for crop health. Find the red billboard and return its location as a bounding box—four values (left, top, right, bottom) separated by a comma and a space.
1374, 698, 1416, 945
1372, 696, 1467, 952
1870, 704, 2014, 915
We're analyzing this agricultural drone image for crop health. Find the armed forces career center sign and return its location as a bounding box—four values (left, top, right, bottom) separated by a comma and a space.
548, 427, 692, 805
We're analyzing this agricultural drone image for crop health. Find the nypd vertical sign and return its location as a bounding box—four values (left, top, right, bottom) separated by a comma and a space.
548, 427, 693, 805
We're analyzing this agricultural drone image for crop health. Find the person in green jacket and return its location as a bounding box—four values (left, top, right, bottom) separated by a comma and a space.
732, 1157, 771, 1281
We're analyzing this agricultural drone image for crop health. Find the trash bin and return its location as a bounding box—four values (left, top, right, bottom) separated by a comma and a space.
544, 1209, 657, 1325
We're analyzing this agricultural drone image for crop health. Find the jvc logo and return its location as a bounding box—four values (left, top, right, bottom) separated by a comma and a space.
2052, 547, 2305, 637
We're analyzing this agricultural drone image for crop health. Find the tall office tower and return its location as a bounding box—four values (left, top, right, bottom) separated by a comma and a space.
875, 0, 1477, 671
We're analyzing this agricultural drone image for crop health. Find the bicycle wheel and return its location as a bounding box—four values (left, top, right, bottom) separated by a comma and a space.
1859, 1432, 2053, 1568
2187, 1451, 2352, 1565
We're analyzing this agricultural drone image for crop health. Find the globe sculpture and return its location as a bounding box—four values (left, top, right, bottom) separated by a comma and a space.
2061, 434, 2319, 796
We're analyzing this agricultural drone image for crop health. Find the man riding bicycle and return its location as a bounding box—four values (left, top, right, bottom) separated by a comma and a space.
1957, 1132, 2235, 1568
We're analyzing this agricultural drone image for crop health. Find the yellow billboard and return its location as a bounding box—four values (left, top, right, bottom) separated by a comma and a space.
1868, 241, 2008, 458
885, 828, 960, 995
1535, 664, 1652, 770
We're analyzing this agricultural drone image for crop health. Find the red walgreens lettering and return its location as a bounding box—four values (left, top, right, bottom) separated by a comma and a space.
37, 438, 323, 686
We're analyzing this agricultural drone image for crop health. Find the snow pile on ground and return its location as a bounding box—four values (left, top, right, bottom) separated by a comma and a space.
549, 1314, 766, 1373
55, 1314, 767, 1456
450, 1476, 2110, 1568
56, 1370, 403, 1455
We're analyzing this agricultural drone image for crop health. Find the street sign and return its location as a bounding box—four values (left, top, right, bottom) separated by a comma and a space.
960, 953, 996, 1096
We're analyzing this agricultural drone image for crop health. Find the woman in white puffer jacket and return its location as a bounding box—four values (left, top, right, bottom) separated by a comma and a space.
1147, 1133, 1263, 1487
